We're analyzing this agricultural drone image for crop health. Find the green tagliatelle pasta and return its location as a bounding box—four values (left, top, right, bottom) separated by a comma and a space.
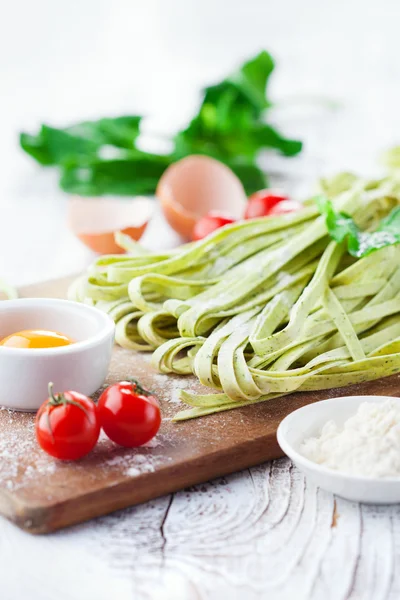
69, 172, 400, 420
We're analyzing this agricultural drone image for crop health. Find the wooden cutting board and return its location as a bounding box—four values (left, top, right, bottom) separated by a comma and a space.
1, 276, 400, 534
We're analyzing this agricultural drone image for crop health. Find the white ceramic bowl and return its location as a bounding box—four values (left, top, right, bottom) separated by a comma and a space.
0, 298, 115, 411
277, 395, 400, 504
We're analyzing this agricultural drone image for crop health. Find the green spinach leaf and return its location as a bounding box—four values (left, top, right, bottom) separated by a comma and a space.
174, 51, 302, 165
60, 154, 171, 196
20, 116, 142, 166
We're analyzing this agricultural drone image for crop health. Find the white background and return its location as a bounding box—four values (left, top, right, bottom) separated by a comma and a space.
1, 1, 400, 599
2, 0, 400, 286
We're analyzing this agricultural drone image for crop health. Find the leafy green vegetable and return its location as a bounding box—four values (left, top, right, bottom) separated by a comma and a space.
174, 51, 301, 166
21, 126, 98, 166
20, 117, 143, 166
225, 160, 268, 195
60, 155, 171, 196
20, 51, 302, 196
317, 196, 400, 257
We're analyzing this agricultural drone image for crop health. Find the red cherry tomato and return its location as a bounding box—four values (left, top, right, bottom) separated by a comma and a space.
35, 383, 100, 460
244, 190, 289, 219
268, 199, 302, 216
192, 213, 236, 241
98, 380, 161, 448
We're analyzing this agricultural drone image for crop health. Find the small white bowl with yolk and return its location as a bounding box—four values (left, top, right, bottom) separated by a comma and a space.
0, 299, 115, 411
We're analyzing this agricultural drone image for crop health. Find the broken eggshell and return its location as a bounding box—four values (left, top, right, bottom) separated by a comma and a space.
156, 155, 247, 238
68, 196, 154, 254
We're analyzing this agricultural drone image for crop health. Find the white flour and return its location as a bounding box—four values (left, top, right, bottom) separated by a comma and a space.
0, 414, 171, 493
301, 400, 400, 478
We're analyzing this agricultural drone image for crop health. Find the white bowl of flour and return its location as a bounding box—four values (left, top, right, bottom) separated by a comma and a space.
277, 395, 400, 504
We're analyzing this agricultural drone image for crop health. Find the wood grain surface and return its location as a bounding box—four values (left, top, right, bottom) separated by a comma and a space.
0, 276, 399, 534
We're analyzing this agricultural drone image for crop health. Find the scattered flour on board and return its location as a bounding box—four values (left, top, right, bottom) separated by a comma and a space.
0, 411, 171, 493
151, 373, 195, 404
0, 416, 57, 491
0, 365, 201, 494
139, 352, 153, 364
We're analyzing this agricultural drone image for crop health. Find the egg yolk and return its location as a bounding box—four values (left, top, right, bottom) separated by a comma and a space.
0, 330, 74, 349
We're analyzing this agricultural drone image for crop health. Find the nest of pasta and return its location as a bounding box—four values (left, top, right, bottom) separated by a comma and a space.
70, 172, 400, 420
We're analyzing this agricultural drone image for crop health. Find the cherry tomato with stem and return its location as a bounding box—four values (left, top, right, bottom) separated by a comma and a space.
35, 383, 100, 460
192, 213, 236, 241
98, 379, 161, 448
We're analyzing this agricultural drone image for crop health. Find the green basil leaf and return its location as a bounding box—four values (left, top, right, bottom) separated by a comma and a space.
379, 205, 400, 233
317, 196, 400, 257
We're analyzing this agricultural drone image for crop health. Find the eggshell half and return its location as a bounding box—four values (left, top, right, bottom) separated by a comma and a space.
157, 155, 247, 238
68, 196, 153, 254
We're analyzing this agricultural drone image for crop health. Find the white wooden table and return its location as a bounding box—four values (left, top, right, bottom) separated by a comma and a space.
1, 1, 400, 598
